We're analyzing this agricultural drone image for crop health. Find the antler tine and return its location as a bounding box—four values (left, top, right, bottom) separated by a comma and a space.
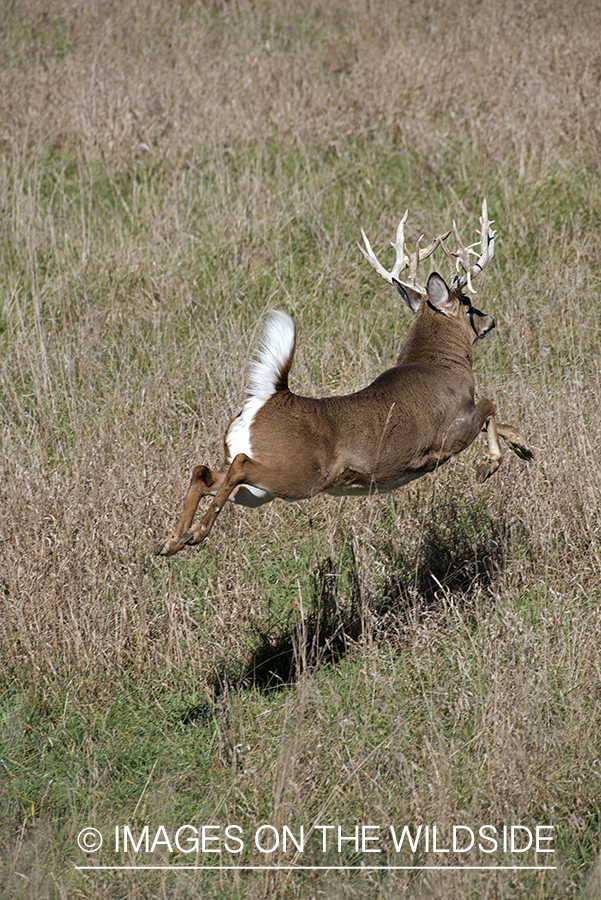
404, 230, 450, 286
359, 213, 450, 291
419, 230, 452, 259
452, 199, 496, 293
358, 210, 409, 286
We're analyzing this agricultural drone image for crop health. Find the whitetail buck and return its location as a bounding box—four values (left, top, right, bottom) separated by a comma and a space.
156, 200, 533, 557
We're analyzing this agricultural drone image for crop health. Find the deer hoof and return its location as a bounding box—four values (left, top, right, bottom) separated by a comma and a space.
476, 457, 501, 483
154, 537, 184, 557
179, 521, 210, 546
509, 440, 535, 461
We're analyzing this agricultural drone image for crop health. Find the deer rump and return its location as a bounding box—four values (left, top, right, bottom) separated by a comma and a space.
156, 202, 534, 557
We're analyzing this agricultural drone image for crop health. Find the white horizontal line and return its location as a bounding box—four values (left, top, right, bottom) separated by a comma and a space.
76, 865, 557, 872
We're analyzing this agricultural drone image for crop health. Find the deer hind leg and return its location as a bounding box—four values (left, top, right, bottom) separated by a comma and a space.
178, 453, 273, 549
155, 464, 225, 557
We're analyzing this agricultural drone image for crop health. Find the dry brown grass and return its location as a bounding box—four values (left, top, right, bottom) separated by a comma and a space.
1, 1, 600, 898
2, 0, 601, 167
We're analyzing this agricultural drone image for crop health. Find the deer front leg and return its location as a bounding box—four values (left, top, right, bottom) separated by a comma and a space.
155, 465, 224, 557
496, 422, 535, 461
471, 399, 504, 484
476, 411, 535, 484
178, 453, 267, 549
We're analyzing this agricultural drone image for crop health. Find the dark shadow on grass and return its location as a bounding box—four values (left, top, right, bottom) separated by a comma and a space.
380, 498, 510, 613
182, 499, 527, 713
211, 549, 363, 698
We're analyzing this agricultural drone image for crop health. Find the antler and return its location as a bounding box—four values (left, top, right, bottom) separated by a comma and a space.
442, 199, 496, 293
360, 200, 495, 296
359, 213, 450, 294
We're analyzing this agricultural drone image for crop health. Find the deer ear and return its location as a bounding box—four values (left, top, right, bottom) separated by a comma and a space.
426, 272, 456, 314
392, 278, 422, 315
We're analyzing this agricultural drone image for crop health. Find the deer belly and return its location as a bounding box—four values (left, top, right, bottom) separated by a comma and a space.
324, 470, 424, 497
229, 484, 277, 508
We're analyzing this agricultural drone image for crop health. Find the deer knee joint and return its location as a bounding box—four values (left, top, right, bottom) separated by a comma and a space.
191, 465, 215, 487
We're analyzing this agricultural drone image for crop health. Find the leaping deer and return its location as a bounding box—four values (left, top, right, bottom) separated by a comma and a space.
156, 200, 533, 557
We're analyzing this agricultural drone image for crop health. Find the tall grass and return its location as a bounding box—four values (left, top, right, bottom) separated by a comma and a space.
1, 1, 600, 898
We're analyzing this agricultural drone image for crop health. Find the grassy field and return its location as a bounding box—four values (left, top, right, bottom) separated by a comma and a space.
1, 0, 601, 897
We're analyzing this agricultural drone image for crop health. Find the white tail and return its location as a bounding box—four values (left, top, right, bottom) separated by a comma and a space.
246, 309, 296, 402
156, 200, 533, 557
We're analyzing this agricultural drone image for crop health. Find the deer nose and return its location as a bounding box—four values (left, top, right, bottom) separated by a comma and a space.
469, 309, 495, 339
478, 314, 495, 338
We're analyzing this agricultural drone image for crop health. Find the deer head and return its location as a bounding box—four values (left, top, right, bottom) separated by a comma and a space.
359, 199, 497, 342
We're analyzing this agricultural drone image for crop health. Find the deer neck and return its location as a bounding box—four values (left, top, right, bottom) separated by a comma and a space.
395, 312, 474, 374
